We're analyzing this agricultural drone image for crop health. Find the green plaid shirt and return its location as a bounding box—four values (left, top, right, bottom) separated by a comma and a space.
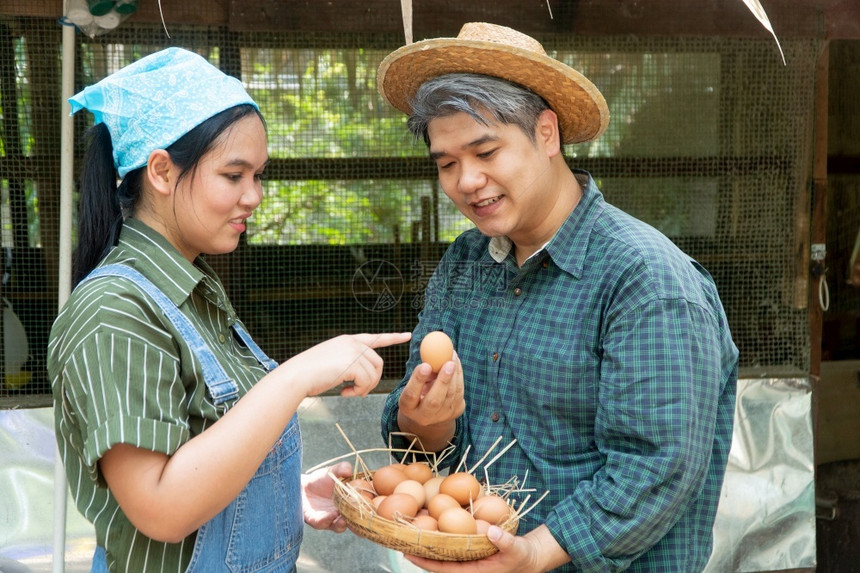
383, 172, 738, 572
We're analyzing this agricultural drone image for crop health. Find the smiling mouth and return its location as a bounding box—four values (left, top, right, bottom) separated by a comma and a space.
473, 196, 502, 208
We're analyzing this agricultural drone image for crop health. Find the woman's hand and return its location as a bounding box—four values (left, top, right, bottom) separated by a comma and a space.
282, 332, 411, 398
301, 461, 353, 532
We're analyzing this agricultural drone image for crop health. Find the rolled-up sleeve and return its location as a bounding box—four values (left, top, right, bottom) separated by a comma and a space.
60, 319, 191, 485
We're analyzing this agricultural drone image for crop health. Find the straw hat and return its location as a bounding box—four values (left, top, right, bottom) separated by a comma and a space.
377, 22, 609, 144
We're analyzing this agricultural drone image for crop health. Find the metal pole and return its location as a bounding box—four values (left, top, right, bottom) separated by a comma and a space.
53, 2, 77, 571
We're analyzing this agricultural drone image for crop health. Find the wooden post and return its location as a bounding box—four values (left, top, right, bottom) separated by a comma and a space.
810, 41, 830, 380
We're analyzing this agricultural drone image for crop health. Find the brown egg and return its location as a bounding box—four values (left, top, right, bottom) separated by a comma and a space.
475, 519, 491, 535
377, 493, 420, 521
411, 514, 439, 531
373, 464, 408, 496
393, 479, 426, 508
420, 331, 454, 372
371, 495, 387, 510
437, 507, 477, 534
347, 478, 376, 501
472, 494, 511, 525
423, 476, 445, 505
427, 493, 462, 519
439, 472, 481, 506
404, 462, 434, 484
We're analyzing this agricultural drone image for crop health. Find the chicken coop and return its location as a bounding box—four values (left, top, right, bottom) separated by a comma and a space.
1, 1, 859, 571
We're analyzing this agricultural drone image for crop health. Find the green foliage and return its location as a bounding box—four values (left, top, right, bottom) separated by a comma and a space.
245, 47, 472, 245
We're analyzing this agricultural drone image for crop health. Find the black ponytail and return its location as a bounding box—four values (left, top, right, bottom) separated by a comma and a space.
72, 124, 142, 286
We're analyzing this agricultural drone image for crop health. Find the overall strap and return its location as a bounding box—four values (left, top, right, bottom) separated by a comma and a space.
232, 323, 279, 371
81, 264, 239, 405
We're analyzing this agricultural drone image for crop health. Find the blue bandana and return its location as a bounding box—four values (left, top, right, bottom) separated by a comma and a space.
69, 47, 258, 177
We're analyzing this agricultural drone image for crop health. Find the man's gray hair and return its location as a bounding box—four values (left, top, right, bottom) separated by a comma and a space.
406, 73, 552, 146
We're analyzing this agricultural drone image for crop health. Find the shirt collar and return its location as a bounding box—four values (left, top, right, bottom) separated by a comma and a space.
488, 235, 550, 265
545, 170, 605, 278
485, 170, 605, 277
113, 218, 208, 306
488, 235, 513, 263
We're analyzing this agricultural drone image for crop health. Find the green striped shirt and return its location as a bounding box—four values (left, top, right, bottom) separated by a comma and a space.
49, 218, 269, 572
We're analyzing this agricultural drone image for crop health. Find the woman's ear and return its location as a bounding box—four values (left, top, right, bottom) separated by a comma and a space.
145, 149, 174, 197
536, 109, 562, 158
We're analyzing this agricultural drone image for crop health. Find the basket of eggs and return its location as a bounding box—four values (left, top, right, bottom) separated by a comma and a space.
332, 461, 520, 561
322, 427, 546, 562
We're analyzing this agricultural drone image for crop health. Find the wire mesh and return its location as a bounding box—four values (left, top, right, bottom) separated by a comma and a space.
0, 12, 823, 402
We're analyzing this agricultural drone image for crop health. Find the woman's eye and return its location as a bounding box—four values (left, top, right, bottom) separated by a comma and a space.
478, 149, 497, 159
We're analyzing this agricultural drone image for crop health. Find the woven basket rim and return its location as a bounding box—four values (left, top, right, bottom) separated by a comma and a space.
333, 472, 520, 561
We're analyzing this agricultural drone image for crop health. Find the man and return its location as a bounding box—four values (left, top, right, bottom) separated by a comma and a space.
377, 23, 738, 572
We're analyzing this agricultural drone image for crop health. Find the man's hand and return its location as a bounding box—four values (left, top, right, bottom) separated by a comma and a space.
400, 355, 465, 426
404, 525, 570, 573
397, 356, 465, 451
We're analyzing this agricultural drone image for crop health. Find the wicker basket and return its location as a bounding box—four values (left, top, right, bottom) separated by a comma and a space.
333, 473, 520, 561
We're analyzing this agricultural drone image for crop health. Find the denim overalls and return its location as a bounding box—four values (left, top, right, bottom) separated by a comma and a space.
83, 265, 303, 572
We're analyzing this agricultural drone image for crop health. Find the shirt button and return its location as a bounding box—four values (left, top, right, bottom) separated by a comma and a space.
219, 334, 226, 343
491, 412, 500, 422
513, 287, 523, 296
492, 352, 499, 362
542, 259, 549, 268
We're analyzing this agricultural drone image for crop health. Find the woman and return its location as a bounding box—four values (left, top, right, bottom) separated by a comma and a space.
48, 48, 410, 572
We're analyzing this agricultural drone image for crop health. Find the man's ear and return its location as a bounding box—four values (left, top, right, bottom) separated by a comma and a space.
145, 149, 174, 196
536, 109, 562, 158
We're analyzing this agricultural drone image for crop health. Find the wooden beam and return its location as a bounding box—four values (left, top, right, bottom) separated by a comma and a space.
809, 40, 829, 376
0, 0, 61, 20
223, 0, 858, 40
2, 0, 859, 39
129, 0, 229, 26
0, 0, 230, 26
259, 156, 793, 181
0, 155, 794, 182
227, 0, 569, 36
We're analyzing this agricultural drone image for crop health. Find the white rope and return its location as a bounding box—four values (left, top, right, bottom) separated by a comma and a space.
819, 274, 830, 312
811, 243, 829, 311
400, 0, 412, 44
157, 0, 170, 38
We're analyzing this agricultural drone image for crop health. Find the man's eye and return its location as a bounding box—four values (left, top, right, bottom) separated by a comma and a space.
478, 149, 497, 159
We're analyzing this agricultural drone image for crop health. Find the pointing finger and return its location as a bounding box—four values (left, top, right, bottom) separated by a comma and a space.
354, 332, 412, 349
